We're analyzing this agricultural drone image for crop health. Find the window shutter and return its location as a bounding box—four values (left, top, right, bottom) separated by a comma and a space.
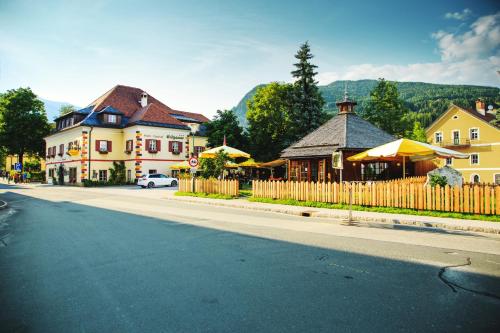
156, 140, 161, 152
95, 140, 100, 151
59, 144, 64, 155
145, 139, 151, 152
168, 141, 173, 152
107, 141, 112, 152
178, 141, 183, 153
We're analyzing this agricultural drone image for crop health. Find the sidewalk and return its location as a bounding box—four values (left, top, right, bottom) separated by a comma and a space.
165, 193, 500, 234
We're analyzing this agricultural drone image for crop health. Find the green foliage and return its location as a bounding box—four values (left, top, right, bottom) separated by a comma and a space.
249, 198, 500, 222
58, 104, 76, 116
233, 79, 499, 132
247, 82, 295, 161
205, 109, 247, 150
108, 161, 126, 184
290, 41, 327, 137
429, 174, 448, 187
199, 150, 231, 178
30, 171, 45, 182
0, 87, 51, 163
363, 79, 409, 136
23, 158, 42, 171
406, 121, 427, 142
490, 110, 500, 127
57, 165, 65, 185
174, 192, 235, 199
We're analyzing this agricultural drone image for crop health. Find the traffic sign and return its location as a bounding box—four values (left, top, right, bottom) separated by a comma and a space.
188, 157, 199, 167
14, 162, 22, 172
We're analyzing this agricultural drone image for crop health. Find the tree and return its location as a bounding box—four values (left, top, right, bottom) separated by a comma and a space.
0, 87, 51, 165
490, 110, 500, 127
58, 104, 76, 116
362, 78, 409, 136
247, 82, 295, 161
407, 121, 427, 142
205, 109, 247, 150
109, 161, 126, 184
290, 41, 326, 138
199, 150, 230, 179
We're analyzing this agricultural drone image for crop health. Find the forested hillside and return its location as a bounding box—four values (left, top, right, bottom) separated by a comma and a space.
232, 80, 499, 128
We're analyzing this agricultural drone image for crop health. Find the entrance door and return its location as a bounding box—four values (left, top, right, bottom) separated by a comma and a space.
69, 167, 77, 184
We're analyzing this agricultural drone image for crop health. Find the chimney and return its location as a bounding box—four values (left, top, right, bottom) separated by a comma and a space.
475, 99, 485, 116
140, 92, 148, 107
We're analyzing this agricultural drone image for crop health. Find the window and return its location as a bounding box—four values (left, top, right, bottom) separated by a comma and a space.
58, 144, 64, 156
471, 174, 480, 183
108, 114, 117, 123
68, 142, 73, 150
149, 140, 157, 152
470, 154, 479, 165
361, 162, 389, 181
96, 140, 111, 153
469, 128, 479, 140
194, 146, 205, 157
127, 170, 131, 182
48, 169, 55, 178
495, 174, 500, 185
169, 141, 182, 154
126, 140, 133, 153
434, 132, 442, 143
452, 130, 460, 145
149, 170, 157, 175
445, 158, 452, 166
99, 170, 107, 182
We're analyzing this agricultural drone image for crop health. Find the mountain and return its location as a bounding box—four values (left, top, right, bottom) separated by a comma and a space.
232, 80, 500, 128
40, 98, 81, 122
231, 84, 266, 128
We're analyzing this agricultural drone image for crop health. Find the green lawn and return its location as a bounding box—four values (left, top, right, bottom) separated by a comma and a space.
249, 197, 500, 222
174, 192, 236, 200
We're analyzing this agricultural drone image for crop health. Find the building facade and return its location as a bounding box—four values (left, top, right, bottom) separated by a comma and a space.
281, 94, 396, 182
44, 85, 209, 184
425, 100, 500, 184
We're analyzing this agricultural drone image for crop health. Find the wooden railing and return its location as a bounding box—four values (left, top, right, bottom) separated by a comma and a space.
179, 178, 239, 196
252, 180, 500, 215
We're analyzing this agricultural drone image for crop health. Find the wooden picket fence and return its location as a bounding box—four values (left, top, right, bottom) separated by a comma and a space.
252, 180, 500, 215
179, 178, 239, 196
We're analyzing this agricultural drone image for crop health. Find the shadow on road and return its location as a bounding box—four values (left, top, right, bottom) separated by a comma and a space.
0, 191, 499, 333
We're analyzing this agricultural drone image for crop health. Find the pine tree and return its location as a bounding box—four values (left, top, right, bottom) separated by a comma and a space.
291, 42, 326, 139
490, 110, 500, 127
408, 121, 427, 142
363, 78, 409, 137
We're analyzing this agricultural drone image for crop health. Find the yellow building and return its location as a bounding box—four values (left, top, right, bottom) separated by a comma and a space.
425, 100, 500, 184
5, 155, 46, 172
44, 85, 209, 184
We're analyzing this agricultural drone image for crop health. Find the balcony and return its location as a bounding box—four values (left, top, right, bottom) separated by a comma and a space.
435, 138, 470, 148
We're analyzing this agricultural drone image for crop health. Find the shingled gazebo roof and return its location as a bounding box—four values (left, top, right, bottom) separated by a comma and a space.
281, 112, 395, 159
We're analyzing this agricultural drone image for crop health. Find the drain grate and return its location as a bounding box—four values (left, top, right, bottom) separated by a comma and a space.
300, 211, 316, 217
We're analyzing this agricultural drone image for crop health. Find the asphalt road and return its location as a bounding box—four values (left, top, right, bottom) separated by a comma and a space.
1, 184, 499, 332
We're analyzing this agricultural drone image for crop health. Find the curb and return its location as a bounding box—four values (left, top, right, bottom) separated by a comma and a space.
165, 196, 500, 235
0, 200, 7, 210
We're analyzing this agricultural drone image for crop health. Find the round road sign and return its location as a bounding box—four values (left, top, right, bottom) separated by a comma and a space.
189, 157, 199, 167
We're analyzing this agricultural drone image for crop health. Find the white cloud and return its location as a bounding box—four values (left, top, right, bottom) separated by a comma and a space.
318, 12, 500, 87
445, 8, 472, 20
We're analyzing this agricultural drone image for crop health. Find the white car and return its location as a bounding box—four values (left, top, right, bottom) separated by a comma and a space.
137, 174, 178, 188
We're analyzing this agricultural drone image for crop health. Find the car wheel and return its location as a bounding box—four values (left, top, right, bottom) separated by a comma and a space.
170, 180, 178, 187
141, 186, 146, 188
147, 182, 155, 188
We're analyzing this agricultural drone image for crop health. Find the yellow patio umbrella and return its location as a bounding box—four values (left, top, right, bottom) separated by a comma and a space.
200, 145, 250, 159
170, 160, 192, 170
238, 159, 261, 168
224, 161, 239, 168
347, 138, 469, 178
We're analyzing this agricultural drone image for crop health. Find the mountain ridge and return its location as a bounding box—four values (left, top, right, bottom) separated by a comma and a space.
231, 79, 499, 128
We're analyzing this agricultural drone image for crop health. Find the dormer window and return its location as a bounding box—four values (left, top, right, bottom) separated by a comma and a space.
108, 114, 117, 123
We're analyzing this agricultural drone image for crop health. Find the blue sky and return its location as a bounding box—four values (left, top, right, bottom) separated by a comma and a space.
0, 0, 499, 118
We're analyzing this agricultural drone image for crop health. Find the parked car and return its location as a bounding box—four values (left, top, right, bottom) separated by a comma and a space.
137, 174, 178, 188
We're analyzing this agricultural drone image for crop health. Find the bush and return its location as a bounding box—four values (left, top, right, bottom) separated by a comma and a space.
30, 171, 45, 182
429, 174, 447, 187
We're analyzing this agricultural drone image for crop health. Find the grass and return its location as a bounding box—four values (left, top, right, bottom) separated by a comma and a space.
239, 189, 252, 198
175, 192, 235, 200
249, 197, 500, 222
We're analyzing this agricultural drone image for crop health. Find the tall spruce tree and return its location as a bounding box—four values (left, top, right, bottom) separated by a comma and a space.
363, 78, 409, 137
291, 42, 326, 138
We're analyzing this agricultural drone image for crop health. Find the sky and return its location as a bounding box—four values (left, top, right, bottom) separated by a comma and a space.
0, 0, 499, 118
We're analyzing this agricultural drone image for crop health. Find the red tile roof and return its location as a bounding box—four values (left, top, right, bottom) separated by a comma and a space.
129, 104, 186, 127
88, 85, 209, 124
